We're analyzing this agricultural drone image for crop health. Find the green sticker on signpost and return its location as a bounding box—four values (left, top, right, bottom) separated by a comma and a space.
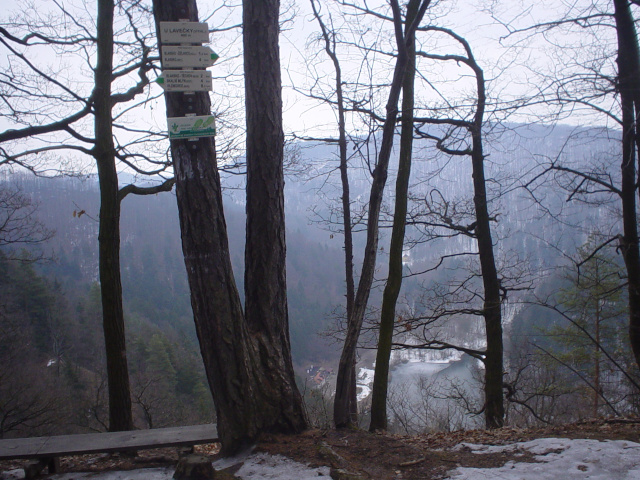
168, 115, 216, 139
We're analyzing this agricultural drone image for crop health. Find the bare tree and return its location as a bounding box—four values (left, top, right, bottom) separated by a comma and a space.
0, 185, 53, 261
497, 0, 640, 372
304, 0, 362, 422
376, 25, 507, 428
333, 0, 432, 428
612, 0, 640, 371
369, 0, 421, 432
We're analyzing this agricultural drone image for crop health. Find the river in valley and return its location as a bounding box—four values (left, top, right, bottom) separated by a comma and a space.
384, 355, 482, 432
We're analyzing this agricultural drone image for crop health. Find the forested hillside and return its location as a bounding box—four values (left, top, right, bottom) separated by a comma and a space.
0, 172, 349, 437
1, 122, 635, 437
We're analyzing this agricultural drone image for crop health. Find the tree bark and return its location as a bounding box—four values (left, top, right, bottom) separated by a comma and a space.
94, 0, 133, 432
152, 0, 257, 454
613, 0, 640, 372
243, 0, 307, 434
369, 0, 420, 432
152, 0, 306, 454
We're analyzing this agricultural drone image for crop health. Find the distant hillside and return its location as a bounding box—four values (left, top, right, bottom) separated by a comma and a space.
1, 123, 621, 364
4, 173, 346, 365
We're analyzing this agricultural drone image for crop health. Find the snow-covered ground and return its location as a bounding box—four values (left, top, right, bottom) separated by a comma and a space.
445, 437, 640, 480
0, 452, 332, 480
2, 438, 639, 480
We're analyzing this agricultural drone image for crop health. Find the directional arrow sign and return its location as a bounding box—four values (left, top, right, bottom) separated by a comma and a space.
161, 46, 219, 68
159, 21, 209, 44
168, 115, 216, 140
156, 70, 212, 92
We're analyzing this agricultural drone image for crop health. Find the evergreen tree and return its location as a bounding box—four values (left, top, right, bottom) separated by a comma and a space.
548, 238, 628, 416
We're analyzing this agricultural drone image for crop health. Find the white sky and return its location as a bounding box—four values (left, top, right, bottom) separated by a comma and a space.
0, 0, 625, 176
199, 0, 622, 138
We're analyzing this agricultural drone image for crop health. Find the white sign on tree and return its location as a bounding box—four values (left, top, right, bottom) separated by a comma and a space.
159, 21, 209, 43
158, 20, 217, 139
156, 70, 212, 92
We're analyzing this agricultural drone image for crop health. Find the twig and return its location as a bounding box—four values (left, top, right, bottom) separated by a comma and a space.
399, 457, 426, 467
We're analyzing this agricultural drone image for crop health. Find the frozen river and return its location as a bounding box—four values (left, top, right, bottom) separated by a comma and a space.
385, 355, 482, 432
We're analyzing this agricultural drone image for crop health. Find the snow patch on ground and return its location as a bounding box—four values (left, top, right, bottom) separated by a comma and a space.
234, 452, 331, 479
214, 450, 332, 479
4, 452, 331, 480
445, 437, 640, 480
0, 469, 28, 479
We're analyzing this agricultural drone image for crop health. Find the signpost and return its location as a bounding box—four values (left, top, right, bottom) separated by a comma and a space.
161, 46, 219, 68
157, 21, 216, 140
167, 115, 216, 140
159, 22, 209, 43
156, 70, 212, 92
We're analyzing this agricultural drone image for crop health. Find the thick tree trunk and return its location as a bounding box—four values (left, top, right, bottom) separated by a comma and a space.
153, 0, 306, 454
613, 0, 640, 371
94, 0, 133, 432
171, 133, 256, 454
369, 0, 419, 432
243, 0, 307, 434
152, 0, 258, 454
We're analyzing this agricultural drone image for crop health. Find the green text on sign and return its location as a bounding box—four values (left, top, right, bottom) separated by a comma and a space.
168, 115, 216, 139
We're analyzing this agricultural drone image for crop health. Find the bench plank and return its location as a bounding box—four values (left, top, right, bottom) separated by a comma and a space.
0, 424, 218, 460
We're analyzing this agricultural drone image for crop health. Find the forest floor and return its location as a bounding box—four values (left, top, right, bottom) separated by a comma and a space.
0, 419, 639, 479
256, 419, 640, 479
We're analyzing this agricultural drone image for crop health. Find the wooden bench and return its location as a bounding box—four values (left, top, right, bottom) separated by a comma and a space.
0, 424, 218, 478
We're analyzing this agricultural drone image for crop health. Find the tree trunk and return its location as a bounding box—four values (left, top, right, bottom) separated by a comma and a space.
470, 64, 504, 428
243, 0, 307, 434
153, 0, 259, 454
594, 300, 601, 417
335, 26, 358, 424
369, 0, 419, 433
333, 45, 406, 428
613, 0, 640, 372
309, 0, 358, 423
94, 0, 133, 432
334, 0, 431, 428
152, 0, 306, 454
